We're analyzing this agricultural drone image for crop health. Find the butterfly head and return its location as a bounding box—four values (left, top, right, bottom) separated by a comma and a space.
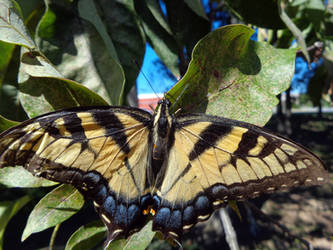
157, 98, 171, 109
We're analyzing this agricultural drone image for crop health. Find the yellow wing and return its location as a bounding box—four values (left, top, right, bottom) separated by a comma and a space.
152, 114, 328, 240
0, 106, 152, 241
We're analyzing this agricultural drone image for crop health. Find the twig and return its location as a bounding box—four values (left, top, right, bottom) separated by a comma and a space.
219, 208, 240, 250
244, 201, 313, 250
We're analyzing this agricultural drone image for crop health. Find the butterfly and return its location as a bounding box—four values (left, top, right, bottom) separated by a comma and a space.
0, 97, 328, 248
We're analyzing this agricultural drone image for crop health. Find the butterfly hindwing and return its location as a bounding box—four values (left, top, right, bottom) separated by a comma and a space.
152, 113, 327, 240
0, 106, 153, 240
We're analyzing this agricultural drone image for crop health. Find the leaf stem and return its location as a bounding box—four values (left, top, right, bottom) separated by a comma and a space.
49, 224, 61, 250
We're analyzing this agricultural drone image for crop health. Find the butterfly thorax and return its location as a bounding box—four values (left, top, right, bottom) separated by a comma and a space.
152, 98, 173, 161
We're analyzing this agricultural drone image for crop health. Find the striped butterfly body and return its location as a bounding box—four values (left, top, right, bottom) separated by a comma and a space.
0, 98, 328, 248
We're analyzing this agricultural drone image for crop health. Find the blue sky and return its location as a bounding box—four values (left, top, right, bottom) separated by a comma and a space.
136, 44, 176, 96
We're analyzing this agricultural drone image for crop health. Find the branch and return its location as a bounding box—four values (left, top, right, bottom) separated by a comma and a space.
219, 207, 240, 250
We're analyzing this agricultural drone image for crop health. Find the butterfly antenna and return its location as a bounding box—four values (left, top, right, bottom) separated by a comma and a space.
133, 59, 160, 99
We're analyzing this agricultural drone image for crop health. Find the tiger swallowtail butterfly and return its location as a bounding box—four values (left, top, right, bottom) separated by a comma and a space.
0, 98, 327, 248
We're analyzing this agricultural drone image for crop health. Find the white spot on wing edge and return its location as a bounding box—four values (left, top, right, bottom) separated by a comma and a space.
183, 224, 193, 230
101, 213, 111, 224
168, 231, 179, 238
198, 214, 210, 220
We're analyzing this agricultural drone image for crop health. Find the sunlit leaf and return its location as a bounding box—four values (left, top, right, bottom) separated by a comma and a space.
17, 50, 108, 117
65, 220, 106, 250
0, 114, 19, 132
0, 166, 57, 187
22, 185, 84, 241
0, 0, 35, 48
168, 24, 297, 126
107, 221, 155, 250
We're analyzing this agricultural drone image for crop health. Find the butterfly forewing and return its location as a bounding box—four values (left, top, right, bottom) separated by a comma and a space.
0, 106, 154, 240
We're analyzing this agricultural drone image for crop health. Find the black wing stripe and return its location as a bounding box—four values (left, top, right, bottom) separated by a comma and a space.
62, 113, 87, 140
91, 111, 130, 154
38, 119, 61, 139
233, 130, 258, 156
188, 124, 232, 161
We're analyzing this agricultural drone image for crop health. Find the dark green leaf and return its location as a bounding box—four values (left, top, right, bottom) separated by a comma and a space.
168, 24, 297, 126
225, 0, 285, 29
78, 0, 126, 105
22, 184, 84, 241
0, 46, 28, 122
15, 0, 43, 21
134, 0, 179, 76
0, 0, 35, 48
184, 0, 208, 20
0, 166, 57, 187
65, 220, 106, 250
164, 0, 210, 58
87, 0, 146, 99
146, 0, 172, 34
0, 195, 31, 249
0, 41, 15, 85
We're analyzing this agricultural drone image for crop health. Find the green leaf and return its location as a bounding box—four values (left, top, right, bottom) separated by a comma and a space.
0, 166, 57, 187
0, 195, 31, 250
65, 220, 106, 250
168, 24, 297, 126
0, 114, 19, 132
0, 0, 35, 48
19, 76, 108, 118
184, 0, 208, 20
225, 0, 285, 29
34, 0, 124, 105
0, 40, 15, 85
17, 50, 108, 117
165, 0, 210, 55
78, 0, 126, 105
15, 0, 43, 21
22, 184, 84, 241
90, 0, 146, 98
134, 0, 179, 77
0, 45, 28, 122
146, 0, 172, 34
107, 221, 155, 250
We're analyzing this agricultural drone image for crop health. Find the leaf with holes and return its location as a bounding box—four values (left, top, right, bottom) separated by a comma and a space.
168, 24, 297, 126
